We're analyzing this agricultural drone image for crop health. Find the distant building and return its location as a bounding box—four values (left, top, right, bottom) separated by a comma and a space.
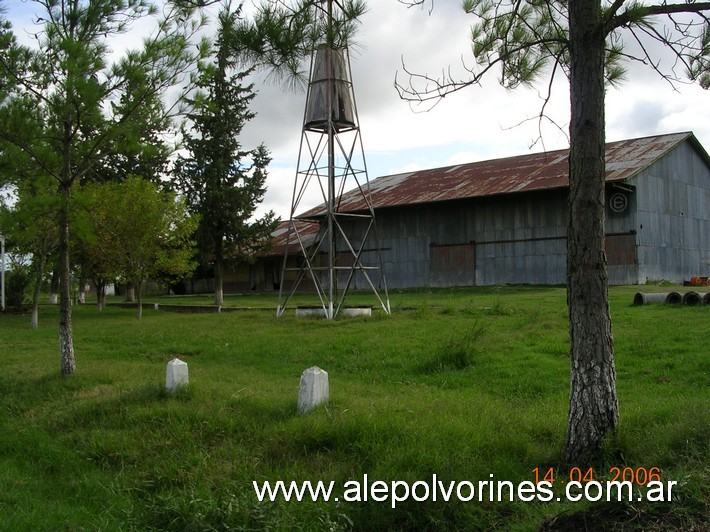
241, 131, 710, 292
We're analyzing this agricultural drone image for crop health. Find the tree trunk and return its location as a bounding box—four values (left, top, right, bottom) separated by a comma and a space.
125, 283, 135, 302
94, 278, 106, 311
564, 0, 619, 464
58, 180, 76, 376
31, 252, 47, 329
214, 237, 224, 306
77, 273, 86, 304
49, 270, 59, 304
100, 282, 106, 310
135, 279, 143, 320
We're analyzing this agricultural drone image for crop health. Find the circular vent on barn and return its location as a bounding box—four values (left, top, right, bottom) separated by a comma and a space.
608, 191, 629, 214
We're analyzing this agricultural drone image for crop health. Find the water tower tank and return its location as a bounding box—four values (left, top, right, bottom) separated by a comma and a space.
304, 45, 356, 132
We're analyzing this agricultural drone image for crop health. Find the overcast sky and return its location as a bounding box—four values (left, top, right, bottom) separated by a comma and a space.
7, 1, 710, 220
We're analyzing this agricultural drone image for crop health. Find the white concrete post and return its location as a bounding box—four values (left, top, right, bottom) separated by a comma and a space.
297, 366, 329, 415
166, 358, 189, 393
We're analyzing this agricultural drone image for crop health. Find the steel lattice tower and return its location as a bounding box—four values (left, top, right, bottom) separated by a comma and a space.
276, 0, 390, 319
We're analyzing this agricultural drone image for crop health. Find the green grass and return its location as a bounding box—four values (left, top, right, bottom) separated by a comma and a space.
1, 285, 708, 530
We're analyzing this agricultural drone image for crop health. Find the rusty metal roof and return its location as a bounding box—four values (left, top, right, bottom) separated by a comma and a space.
300, 131, 704, 216
267, 219, 320, 257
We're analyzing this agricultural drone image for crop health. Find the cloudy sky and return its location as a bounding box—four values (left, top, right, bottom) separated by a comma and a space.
6, 1, 710, 219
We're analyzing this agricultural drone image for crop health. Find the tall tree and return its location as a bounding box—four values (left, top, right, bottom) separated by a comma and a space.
174, 3, 278, 306
0, 0, 208, 376
396, 0, 710, 463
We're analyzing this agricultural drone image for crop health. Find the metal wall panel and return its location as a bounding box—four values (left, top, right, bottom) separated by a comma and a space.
314, 138, 709, 289
633, 141, 710, 283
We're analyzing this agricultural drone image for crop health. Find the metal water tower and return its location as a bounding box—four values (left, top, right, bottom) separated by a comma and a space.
276, 0, 390, 319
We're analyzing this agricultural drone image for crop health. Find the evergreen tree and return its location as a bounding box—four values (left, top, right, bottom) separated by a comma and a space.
174, 3, 278, 306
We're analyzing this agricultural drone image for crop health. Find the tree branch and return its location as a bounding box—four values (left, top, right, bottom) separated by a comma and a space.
395, 36, 567, 104
0, 129, 62, 183
607, 2, 710, 34
604, 0, 628, 25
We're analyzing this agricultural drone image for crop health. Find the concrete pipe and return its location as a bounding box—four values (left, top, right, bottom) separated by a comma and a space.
633, 292, 682, 305
682, 291, 707, 306
634, 293, 665, 305
666, 291, 682, 304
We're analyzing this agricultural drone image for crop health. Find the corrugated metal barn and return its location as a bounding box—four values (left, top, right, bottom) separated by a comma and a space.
257, 131, 710, 291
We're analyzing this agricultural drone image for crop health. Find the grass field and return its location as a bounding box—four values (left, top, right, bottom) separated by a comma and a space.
1, 285, 708, 530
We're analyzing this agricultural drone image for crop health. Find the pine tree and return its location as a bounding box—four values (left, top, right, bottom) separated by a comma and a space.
174, 4, 278, 306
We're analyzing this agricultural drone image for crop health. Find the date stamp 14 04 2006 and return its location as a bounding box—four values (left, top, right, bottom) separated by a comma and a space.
532, 466, 677, 502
